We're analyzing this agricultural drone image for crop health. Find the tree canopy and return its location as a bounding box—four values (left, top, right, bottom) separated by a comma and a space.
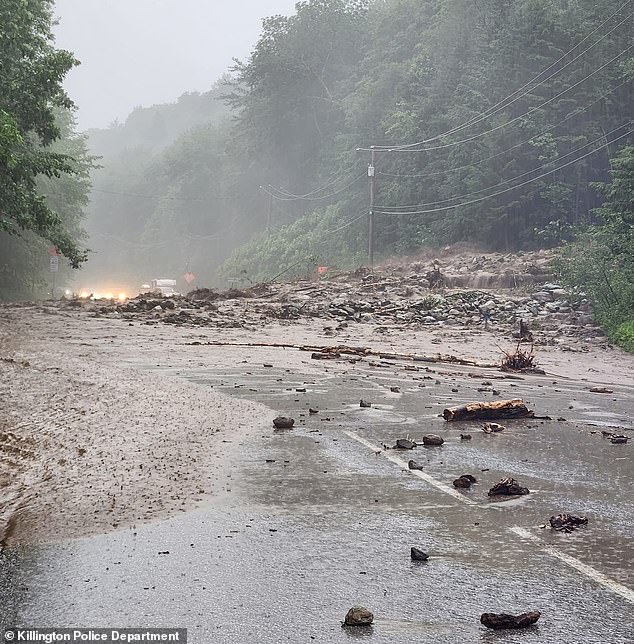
0, 0, 88, 269
81, 0, 633, 288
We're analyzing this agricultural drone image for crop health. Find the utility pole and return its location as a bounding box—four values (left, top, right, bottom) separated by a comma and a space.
368, 146, 376, 267
266, 190, 273, 234
259, 186, 273, 234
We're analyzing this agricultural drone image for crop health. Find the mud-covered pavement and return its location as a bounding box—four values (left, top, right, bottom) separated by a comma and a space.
1, 295, 633, 643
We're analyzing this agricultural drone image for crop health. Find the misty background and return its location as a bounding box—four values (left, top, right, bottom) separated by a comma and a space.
3, 0, 630, 348
53, 0, 298, 129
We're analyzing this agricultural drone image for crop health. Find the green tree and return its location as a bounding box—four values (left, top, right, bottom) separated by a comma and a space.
0, 0, 86, 267
558, 145, 634, 348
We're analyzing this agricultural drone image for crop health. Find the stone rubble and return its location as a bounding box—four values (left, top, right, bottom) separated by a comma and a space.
56, 249, 605, 348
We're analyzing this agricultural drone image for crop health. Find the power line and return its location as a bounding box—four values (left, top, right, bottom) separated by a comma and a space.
372, 127, 632, 215
91, 188, 210, 202
260, 173, 366, 201
358, 42, 634, 154
269, 170, 353, 199
368, 1, 634, 150
377, 122, 631, 210
377, 79, 631, 179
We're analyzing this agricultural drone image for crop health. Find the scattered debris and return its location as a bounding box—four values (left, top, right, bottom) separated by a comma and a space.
272, 416, 295, 429
408, 459, 424, 470
309, 408, 319, 415
390, 386, 401, 393
360, 399, 372, 408
480, 611, 541, 630
549, 514, 588, 533
343, 607, 374, 627
488, 477, 530, 496
460, 433, 472, 440
410, 547, 429, 561
482, 422, 506, 433
422, 434, 444, 446
395, 438, 416, 450
611, 435, 628, 444
444, 399, 533, 421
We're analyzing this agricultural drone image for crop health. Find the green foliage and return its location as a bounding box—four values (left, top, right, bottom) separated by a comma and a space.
558, 146, 634, 350
613, 320, 634, 352
222, 205, 367, 283
0, 0, 89, 271
0, 108, 95, 298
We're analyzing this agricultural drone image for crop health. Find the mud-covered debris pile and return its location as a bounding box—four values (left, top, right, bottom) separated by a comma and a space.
48, 249, 604, 344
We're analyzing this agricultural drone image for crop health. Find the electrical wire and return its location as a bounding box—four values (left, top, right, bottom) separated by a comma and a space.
368, 1, 634, 149
269, 169, 353, 198
372, 127, 632, 215
91, 188, 210, 202
377, 79, 631, 179
318, 209, 368, 241
358, 42, 634, 154
260, 173, 366, 201
377, 122, 631, 210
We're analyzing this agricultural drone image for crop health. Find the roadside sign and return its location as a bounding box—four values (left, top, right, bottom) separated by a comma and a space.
49, 256, 59, 273
48, 246, 61, 256
183, 271, 196, 284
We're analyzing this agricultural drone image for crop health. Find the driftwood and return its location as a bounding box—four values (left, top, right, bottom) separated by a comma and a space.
481, 611, 541, 630
185, 340, 498, 368
444, 399, 533, 422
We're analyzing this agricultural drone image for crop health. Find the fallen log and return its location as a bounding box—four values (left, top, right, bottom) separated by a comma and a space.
444, 399, 533, 422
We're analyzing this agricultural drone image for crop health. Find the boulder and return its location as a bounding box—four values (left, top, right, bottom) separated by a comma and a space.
480, 611, 541, 630
344, 607, 374, 626
411, 547, 429, 561
549, 513, 588, 533
272, 416, 295, 429
422, 434, 444, 446
488, 477, 529, 496
396, 438, 416, 450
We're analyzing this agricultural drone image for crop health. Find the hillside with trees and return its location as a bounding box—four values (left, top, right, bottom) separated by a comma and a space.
84, 0, 632, 287
2, 0, 632, 342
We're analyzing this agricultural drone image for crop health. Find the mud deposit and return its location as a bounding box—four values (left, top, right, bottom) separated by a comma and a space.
0, 313, 268, 542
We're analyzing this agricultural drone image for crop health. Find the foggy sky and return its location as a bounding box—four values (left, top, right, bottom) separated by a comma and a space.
53, 0, 298, 130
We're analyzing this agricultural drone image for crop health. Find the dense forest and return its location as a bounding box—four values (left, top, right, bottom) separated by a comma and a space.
84, 0, 632, 286
1, 0, 632, 340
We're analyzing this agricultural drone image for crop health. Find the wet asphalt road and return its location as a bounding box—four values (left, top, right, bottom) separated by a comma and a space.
1, 351, 633, 643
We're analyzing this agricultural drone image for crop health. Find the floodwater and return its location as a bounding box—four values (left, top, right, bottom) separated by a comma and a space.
1, 350, 633, 643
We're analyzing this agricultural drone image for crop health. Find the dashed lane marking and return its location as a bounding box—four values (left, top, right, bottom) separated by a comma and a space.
509, 526, 634, 604
344, 429, 634, 604
343, 430, 477, 505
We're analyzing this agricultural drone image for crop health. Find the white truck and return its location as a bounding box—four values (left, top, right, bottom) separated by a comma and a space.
141, 279, 179, 297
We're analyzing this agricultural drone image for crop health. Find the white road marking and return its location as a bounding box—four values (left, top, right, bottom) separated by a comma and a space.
343, 430, 477, 505
509, 526, 634, 604
344, 430, 634, 603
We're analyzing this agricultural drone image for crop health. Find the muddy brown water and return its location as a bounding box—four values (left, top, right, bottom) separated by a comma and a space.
2, 340, 633, 643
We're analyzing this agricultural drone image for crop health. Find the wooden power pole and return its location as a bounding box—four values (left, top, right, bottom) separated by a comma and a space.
368, 147, 376, 267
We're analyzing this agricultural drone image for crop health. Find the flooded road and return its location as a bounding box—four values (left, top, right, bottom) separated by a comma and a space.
2, 337, 633, 643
